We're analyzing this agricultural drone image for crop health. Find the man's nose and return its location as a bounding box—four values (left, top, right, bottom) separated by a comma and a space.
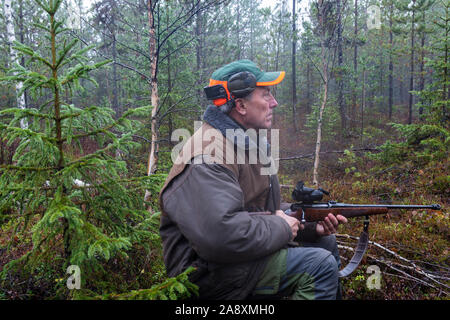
270, 94, 278, 109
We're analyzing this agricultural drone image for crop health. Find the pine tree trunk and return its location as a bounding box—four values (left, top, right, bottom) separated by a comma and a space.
444, 3, 449, 120
408, 3, 416, 124
273, 2, 283, 99
337, 0, 345, 137
361, 67, 366, 147
418, 11, 426, 117
352, 0, 358, 125
4, 0, 27, 129
306, 61, 311, 114
236, 0, 241, 60
388, 1, 393, 120
195, 2, 204, 112
250, 1, 254, 61
111, 3, 120, 116
291, 0, 298, 132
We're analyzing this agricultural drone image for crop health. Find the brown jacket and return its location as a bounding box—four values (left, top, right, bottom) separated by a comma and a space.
159, 106, 292, 299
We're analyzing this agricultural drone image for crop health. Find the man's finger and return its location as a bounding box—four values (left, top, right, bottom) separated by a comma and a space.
336, 214, 348, 224
320, 221, 331, 235
327, 213, 339, 227
324, 217, 337, 234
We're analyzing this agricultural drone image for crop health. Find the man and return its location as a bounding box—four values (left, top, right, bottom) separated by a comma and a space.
159, 60, 347, 300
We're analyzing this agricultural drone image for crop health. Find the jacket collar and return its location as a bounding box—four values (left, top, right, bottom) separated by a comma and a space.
202, 105, 270, 153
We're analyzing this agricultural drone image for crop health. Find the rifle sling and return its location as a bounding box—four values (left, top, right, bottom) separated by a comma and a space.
338, 218, 370, 278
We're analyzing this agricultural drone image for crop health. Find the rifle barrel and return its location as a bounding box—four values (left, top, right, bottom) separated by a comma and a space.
330, 203, 441, 210
291, 202, 441, 210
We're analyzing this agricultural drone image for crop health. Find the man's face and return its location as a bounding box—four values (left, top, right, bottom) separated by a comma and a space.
240, 86, 278, 130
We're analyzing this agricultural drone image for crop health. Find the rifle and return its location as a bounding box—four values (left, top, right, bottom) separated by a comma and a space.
284, 181, 442, 277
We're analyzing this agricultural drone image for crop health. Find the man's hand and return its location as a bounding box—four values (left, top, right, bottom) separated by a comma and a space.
275, 210, 302, 240
316, 213, 348, 236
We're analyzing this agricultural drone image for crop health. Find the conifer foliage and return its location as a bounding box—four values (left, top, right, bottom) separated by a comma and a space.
374, 0, 449, 166
0, 0, 164, 295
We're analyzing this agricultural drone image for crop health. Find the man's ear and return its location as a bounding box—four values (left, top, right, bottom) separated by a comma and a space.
234, 98, 247, 115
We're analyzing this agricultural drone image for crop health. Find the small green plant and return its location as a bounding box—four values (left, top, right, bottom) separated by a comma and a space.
79, 267, 199, 300
338, 148, 363, 177
304, 97, 340, 144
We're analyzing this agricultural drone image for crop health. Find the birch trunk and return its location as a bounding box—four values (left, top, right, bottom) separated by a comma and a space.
312, 69, 328, 186
144, 0, 160, 208
312, 2, 328, 187
4, 0, 27, 129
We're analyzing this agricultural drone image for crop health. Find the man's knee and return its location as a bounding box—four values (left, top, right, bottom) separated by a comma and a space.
287, 247, 337, 277
286, 248, 338, 300
320, 253, 338, 276
313, 252, 339, 299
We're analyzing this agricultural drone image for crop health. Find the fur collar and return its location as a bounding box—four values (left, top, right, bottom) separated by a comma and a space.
202, 105, 270, 154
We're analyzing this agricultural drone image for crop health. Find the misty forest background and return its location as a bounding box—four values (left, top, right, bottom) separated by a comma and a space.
0, 0, 448, 300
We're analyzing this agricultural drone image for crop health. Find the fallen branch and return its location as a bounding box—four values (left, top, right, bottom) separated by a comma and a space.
277, 147, 380, 161
338, 244, 448, 295
337, 234, 450, 294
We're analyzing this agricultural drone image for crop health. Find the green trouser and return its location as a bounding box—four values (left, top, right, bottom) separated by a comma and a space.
251, 236, 340, 300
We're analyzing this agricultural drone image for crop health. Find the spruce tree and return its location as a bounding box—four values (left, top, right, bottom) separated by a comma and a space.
0, 0, 165, 295
374, 0, 449, 166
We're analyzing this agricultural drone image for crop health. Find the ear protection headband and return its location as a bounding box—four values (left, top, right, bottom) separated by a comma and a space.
204, 71, 257, 107
227, 71, 257, 98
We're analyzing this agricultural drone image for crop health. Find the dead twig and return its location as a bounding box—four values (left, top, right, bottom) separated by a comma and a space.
337, 234, 450, 294
338, 244, 448, 295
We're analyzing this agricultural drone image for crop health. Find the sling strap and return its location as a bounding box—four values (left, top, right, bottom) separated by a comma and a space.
338, 217, 370, 278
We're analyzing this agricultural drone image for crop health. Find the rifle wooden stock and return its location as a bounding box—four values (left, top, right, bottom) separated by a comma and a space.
289, 207, 389, 222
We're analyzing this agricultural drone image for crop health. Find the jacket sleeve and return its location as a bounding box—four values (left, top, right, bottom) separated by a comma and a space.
161, 162, 292, 264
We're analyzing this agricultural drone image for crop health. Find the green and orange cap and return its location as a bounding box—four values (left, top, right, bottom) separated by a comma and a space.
208, 59, 285, 106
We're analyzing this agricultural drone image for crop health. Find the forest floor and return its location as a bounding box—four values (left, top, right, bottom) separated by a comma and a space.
0, 106, 448, 300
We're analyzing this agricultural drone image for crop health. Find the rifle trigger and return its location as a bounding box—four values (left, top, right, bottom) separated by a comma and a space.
300, 208, 306, 224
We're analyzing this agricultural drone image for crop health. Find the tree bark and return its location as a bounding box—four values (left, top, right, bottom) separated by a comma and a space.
361, 66, 366, 147
144, 0, 160, 208
408, 1, 416, 124
111, 1, 120, 116
236, 0, 241, 60
18, 0, 28, 108
352, 0, 358, 124
306, 57, 311, 114
195, 0, 204, 112
388, 1, 394, 120
312, 0, 329, 187
291, 0, 298, 132
418, 10, 426, 117
337, 0, 345, 137
443, 2, 449, 121
4, 0, 27, 129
